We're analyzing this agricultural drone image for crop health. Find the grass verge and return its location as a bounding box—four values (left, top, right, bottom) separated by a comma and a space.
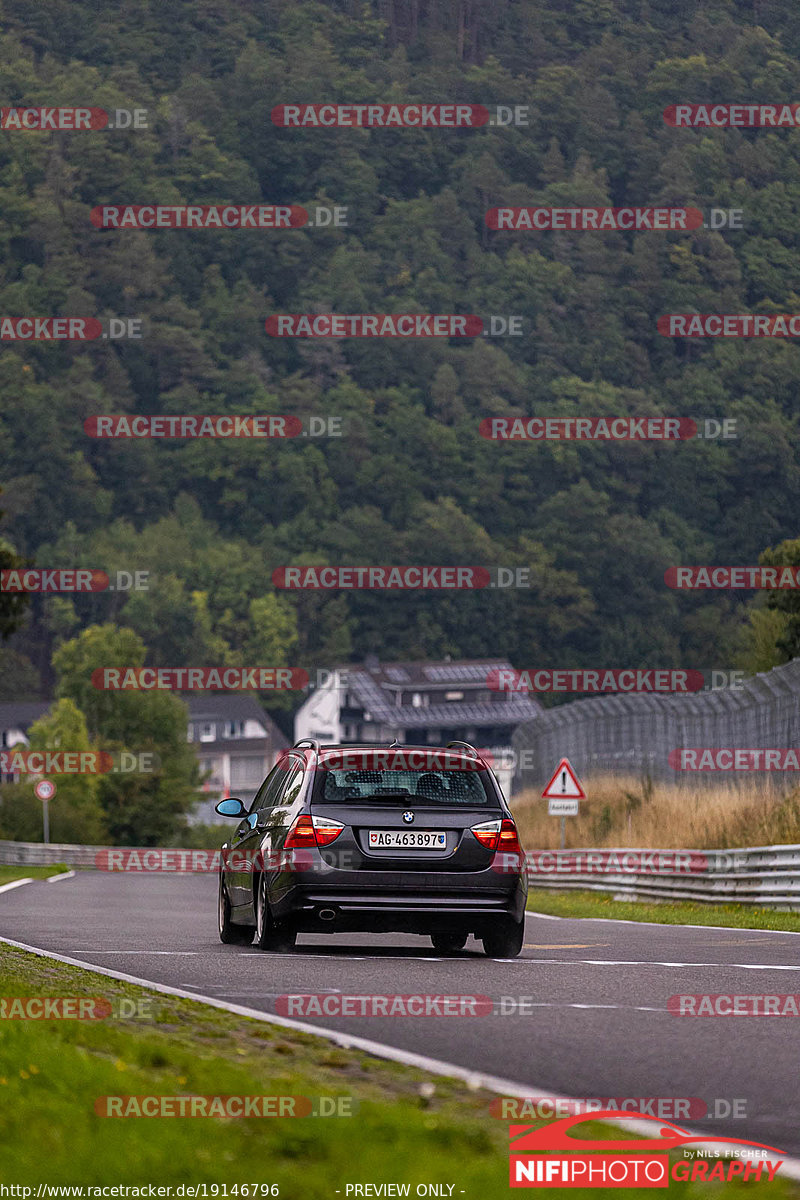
527, 887, 800, 931
512, 774, 800, 849
0, 943, 798, 1195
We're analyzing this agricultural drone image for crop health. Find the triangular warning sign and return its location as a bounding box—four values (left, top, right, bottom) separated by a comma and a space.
542, 757, 585, 799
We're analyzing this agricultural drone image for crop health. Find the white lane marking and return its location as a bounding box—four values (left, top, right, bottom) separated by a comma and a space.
0, 878, 33, 894
518, 957, 800, 971
61, 950, 800, 970
1, 932, 797, 1180
526, 911, 561, 920
46, 870, 76, 883
524, 943, 610, 949
212, 990, 343, 999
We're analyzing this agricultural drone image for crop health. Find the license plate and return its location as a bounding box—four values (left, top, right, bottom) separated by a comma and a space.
368, 830, 447, 850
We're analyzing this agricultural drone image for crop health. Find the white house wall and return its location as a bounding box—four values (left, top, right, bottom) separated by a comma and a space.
294, 673, 344, 743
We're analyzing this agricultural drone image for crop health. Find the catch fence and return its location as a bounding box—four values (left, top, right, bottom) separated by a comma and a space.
511, 658, 800, 790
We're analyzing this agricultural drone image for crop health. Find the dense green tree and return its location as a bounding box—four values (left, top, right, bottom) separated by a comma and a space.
2, 0, 800, 690
52, 625, 202, 843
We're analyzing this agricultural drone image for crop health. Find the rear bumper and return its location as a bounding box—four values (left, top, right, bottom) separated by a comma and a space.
270, 870, 527, 934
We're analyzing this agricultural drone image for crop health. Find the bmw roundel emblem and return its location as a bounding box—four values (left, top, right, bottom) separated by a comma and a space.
402, 811, 414, 824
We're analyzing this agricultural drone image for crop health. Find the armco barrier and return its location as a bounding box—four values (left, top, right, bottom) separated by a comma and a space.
3, 837, 800, 911
0, 838, 106, 867
526, 844, 800, 911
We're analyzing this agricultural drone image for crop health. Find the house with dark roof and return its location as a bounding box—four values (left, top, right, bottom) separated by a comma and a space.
293, 658, 541, 793
185, 695, 289, 823
0, 696, 287, 823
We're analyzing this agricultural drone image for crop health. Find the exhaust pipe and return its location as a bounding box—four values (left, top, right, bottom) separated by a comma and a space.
318, 908, 337, 921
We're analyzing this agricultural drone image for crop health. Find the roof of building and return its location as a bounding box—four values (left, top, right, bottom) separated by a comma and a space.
0, 701, 51, 731
183, 694, 289, 746
192, 736, 275, 757
338, 658, 541, 728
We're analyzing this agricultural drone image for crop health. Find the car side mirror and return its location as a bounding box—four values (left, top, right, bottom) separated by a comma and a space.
215, 797, 247, 818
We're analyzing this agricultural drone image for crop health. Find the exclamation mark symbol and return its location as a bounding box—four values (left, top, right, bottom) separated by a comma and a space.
561, 770, 566, 793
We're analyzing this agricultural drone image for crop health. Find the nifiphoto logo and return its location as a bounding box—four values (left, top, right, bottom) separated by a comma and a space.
508, 1113, 785, 1187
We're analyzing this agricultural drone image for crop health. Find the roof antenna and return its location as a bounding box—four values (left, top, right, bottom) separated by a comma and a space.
389, 736, 399, 748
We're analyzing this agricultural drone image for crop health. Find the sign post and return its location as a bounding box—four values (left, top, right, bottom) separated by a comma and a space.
542, 758, 585, 849
34, 778, 55, 844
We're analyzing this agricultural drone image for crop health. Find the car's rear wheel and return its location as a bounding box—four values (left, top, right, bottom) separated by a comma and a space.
254, 873, 297, 952
218, 872, 254, 945
430, 930, 468, 953
482, 916, 525, 958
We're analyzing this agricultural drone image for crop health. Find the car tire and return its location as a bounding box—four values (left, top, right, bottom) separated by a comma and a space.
430, 930, 468, 953
482, 916, 525, 958
254, 873, 297, 952
218, 872, 254, 945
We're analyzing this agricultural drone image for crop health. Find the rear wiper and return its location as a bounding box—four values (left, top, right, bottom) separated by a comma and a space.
338, 791, 413, 802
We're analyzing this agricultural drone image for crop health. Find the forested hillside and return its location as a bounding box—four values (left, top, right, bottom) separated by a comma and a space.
3, 0, 800, 705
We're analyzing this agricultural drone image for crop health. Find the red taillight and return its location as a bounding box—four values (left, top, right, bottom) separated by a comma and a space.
471, 819, 501, 851
497, 818, 522, 854
492, 818, 524, 874
312, 815, 344, 846
284, 813, 344, 849
284, 814, 317, 848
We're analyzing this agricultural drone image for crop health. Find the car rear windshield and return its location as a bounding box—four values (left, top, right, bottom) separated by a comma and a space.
312, 767, 495, 806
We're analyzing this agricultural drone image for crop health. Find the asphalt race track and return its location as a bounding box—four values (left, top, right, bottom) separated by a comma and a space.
1, 872, 798, 1155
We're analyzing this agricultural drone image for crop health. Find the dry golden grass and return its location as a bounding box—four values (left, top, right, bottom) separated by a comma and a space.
509, 774, 800, 850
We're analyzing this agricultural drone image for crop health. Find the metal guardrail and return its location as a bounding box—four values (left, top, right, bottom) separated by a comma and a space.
0, 839, 107, 867
3, 837, 800, 911
526, 844, 800, 911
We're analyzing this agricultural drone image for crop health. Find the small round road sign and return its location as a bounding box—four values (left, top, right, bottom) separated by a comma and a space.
34, 779, 56, 801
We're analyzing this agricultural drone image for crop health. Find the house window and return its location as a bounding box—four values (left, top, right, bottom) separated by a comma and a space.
187, 725, 194, 742
343, 723, 358, 739
199, 723, 215, 743
224, 720, 245, 738
230, 758, 266, 789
